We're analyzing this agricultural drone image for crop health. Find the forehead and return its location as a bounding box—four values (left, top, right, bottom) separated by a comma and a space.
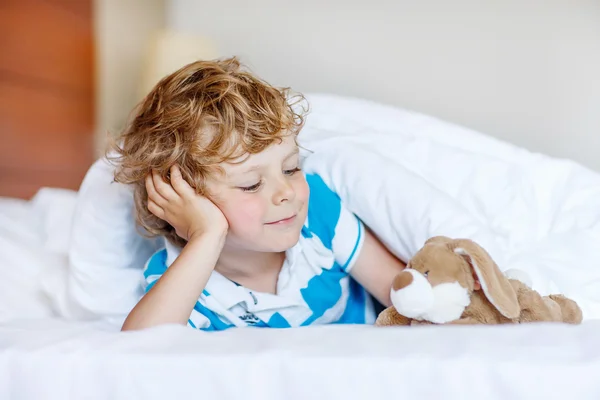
221, 135, 299, 175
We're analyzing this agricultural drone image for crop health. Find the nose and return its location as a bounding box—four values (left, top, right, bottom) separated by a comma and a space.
272, 177, 296, 205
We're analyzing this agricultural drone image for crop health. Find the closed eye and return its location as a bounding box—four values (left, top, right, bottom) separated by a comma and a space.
239, 167, 300, 192
284, 167, 301, 176
239, 181, 262, 192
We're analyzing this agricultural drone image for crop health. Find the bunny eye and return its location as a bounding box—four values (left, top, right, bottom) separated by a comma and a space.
423, 271, 430, 278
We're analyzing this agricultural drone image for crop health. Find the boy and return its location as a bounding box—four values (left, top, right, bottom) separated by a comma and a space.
112, 57, 406, 331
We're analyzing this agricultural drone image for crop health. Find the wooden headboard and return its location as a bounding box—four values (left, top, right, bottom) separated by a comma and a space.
0, 0, 95, 199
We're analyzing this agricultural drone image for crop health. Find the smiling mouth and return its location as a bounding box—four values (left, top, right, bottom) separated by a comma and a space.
265, 214, 297, 225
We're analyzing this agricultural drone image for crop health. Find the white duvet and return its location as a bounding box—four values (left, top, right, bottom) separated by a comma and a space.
299, 93, 600, 320
2, 93, 600, 399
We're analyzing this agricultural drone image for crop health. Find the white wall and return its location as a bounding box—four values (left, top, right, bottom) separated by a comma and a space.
94, 0, 165, 155
167, 0, 600, 171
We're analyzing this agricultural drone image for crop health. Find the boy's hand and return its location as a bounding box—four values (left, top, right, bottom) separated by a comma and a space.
146, 165, 228, 242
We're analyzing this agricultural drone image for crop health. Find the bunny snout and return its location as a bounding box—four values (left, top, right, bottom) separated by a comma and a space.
390, 269, 435, 320
389, 269, 472, 324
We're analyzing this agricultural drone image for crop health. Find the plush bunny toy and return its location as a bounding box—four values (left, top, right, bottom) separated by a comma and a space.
375, 236, 583, 327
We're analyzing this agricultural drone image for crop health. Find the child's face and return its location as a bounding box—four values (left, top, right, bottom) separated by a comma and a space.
206, 135, 309, 253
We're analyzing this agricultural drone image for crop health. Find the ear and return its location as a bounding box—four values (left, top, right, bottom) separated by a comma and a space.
452, 239, 520, 319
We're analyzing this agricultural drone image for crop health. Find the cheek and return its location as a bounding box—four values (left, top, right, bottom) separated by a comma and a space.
219, 195, 267, 231
294, 176, 310, 204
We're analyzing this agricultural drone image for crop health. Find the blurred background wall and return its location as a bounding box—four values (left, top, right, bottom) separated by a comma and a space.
166, 0, 600, 172
94, 0, 166, 156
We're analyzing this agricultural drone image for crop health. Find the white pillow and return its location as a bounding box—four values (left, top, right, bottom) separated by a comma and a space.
65, 156, 161, 321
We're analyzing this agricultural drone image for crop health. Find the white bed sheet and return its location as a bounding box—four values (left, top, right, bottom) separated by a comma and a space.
1, 169, 600, 400
2, 317, 600, 400
0, 189, 74, 323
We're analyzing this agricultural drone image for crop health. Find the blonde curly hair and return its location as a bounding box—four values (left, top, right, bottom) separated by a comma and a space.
107, 57, 309, 248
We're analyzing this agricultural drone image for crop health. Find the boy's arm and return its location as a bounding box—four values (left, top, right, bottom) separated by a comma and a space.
121, 231, 225, 331
348, 227, 406, 308
121, 164, 228, 331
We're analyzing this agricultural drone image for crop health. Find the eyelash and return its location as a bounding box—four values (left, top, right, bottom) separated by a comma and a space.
240, 182, 261, 192
284, 167, 301, 176
239, 167, 302, 192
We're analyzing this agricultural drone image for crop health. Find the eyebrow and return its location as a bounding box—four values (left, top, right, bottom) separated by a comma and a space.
283, 148, 300, 161
237, 148, 300, 175
239, 165, 262, 174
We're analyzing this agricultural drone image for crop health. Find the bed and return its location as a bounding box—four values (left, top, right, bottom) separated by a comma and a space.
2, 93, 600, 399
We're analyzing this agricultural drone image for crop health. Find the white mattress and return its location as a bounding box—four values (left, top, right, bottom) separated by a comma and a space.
3, 92, 600, 398
2, 317, 600, 400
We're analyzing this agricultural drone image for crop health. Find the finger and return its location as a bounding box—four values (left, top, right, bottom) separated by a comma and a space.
145, 174, 167, 206
147, 199, 165, 220
170, 164, 194, 196
152, 170, 178, 201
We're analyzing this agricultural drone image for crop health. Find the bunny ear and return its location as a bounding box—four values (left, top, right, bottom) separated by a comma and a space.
452, 239, 520, 319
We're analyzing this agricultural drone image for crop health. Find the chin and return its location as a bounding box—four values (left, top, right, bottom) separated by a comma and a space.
261, 229, 302, 252
268, 234, 301, 252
